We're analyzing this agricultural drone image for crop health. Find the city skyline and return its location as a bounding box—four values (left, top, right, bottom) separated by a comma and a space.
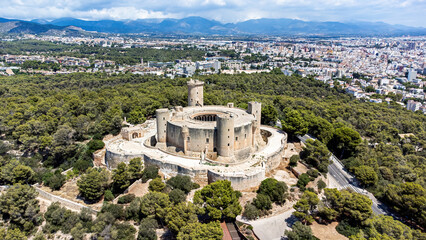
2, 0, 426, 28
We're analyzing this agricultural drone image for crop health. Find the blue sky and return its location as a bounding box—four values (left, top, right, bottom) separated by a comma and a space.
2, 0, 426, 27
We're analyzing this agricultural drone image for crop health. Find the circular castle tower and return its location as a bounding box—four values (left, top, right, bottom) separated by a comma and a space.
187, 79, 204, 107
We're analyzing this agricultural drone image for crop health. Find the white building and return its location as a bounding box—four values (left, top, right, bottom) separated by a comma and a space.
407, 100, 421, 112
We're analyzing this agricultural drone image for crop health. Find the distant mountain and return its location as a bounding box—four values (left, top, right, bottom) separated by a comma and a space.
0, 18, 84, 35
2, 16, 425, 36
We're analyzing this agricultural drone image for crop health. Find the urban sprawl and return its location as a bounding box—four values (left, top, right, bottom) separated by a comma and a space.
1, 35, 425, 114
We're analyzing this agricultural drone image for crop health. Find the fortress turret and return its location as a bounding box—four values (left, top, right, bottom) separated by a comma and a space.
156, 108, 170, 143
216, 113, 234, 157
187, 79, 204, 107
248, 101, 262, 129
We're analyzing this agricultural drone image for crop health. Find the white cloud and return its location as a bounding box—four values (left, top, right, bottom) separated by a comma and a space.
0, 0, 424, 27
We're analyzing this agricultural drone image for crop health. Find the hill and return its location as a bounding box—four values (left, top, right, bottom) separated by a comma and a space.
0, 16, 423, 36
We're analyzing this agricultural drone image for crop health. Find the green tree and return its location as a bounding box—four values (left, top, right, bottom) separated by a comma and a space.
242, 203, 260, 220
193, 180, 242, 220
293, 191, 319, 224
328, 127, 362, 158
289, 155, 300, 167
354, 165, 378, 186
0, 184, 41, 231
257, 178, 288, 204
318, 207, 339, 222
297, 173, 310, 190
43, 170, 66, 190
177, 221, 223, 240
317, 179, 326, 192
165, 202, 198, 233
253, 194, 272, 210
167, 175, 198, 194
282, 108, 308, 137
384, 182, 426, 227
141, 165, 159, 183
128, 157, 143, 181
138, 217, 158, 240
261, 105, 278, 125
112, 162, 130, 193
77, 168, 110, 202
324, 189, 372, 223
361, 215, 425, 240
149, 178, 166, 192
1, 228, 27, 240
12, 164, 35, 184
169, 189, 187, 204
307, 116, 334, 144
284, 221, 317, 240
140, 192, 171, 219
300, 139, 331, 173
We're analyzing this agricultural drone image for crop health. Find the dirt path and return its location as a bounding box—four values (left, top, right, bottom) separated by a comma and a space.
311, 222, 347, 240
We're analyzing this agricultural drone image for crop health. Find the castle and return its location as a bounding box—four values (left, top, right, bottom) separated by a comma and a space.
154, 79, 265, 163
105, 80, 288, 190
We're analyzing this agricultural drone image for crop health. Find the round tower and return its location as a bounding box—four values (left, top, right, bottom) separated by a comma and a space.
156, 108, 170, 143
187, 79, 204, 107
248, 101, 262, 128
216, 113, 234, 157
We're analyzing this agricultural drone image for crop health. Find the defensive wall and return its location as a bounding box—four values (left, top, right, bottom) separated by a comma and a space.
105, 126, 287, 191
33, 185, 98, 214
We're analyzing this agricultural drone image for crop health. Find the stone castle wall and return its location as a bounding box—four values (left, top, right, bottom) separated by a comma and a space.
105, 150, 144, 169
34, 185, 98, 214
207, 169, 265, 190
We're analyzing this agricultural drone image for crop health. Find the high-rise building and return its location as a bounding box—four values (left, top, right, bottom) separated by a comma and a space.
408, 68, 417, 81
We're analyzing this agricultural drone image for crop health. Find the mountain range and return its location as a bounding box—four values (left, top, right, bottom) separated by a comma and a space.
0, 16, 425, 36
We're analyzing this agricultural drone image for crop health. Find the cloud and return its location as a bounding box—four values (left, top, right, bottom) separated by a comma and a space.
0, 0, 424, 27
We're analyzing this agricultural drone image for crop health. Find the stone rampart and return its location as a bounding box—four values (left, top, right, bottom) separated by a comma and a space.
34, 185, 98, 214
207, 169, 265, 190
105, 150, 144, 169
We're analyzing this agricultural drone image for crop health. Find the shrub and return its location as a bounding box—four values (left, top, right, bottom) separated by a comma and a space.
336, 219, 361, 237
289, 155, 300, 167
149, 178, 166, 192
141, 165, 159, 183
100, 203, 125, 220
242, 203, 260, 220
317, 180, 326, 191
118, 194, 136, 204
87, 139, 105, 153
307, 169, 319, 180
167, 175, 198, 194
138, 217, 159, 240
43, 170, 66, 190
297, 173, 310, 190
169, 189, 187, 204
253, 194, 272, 210
257, 178, 288, 204
104, 190, 114, 202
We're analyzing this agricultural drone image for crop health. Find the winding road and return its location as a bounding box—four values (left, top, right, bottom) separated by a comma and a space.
298, 134, 389, 215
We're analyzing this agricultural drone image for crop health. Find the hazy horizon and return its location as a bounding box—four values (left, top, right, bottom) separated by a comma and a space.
2, 0, 426, 28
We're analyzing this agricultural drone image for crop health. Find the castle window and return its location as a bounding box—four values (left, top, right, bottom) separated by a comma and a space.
245, 134, 247, 139
235, 137, 238, 141
228, 129, 230, 132
187, 137, 190, 141
206, 138, 209, 143
227, 143, 230, 146
163, 117, 165, 120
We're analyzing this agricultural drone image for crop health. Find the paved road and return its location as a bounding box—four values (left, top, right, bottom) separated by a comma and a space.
298, 134, 389, 215
237, 209, 296, 240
